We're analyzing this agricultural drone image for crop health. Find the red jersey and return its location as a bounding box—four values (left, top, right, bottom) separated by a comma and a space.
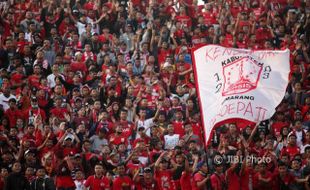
203, 12, 217, 25
135, 178, 159, 190
210, 173, 226, 190
171, 121, 185, 137
119, 120, 135, 138
175, 15, 192, 28
50, 107, 69, 120
84, 175, 111, 190
227, 168, 241, 190
109, 133, 128, 146
112, 176, 133, 190
272, 172, 296, 190
23, 107, 47, 123
281, 145, 300, 159
271, 121, 289, 135
5, 108, 23, 127
155, 170, 173, 190
11, 73, 24, 86
253, 171, 273, 190
70, 61, 87, 73
240, 168, 253, 190
192, 172, 207, 190
191, 122, 203, 141
180, 172, 192, 190
126, 161, 143, 176
28, 74, 41, 88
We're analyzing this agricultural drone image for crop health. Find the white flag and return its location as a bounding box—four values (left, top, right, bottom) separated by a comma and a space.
192, 45, 290, 144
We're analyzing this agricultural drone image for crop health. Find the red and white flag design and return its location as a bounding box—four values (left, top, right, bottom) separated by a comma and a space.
192, 45, 290, 145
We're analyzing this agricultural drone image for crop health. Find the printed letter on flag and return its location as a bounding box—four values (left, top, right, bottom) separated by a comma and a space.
192, 45, 290, 145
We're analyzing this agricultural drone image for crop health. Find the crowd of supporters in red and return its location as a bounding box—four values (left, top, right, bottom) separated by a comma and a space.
0, 0, 309, 189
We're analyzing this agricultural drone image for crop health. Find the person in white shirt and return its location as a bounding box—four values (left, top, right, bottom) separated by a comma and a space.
136, 104, 162, 138
47, 64, 64, 88
164, 124, 180, 150
292, 120, 307, 148
0, 86, 16, 111
67, 6, 87, 36
73, 170, 86, 190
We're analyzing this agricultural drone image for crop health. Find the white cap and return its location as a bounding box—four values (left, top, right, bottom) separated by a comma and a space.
64, 134, 74, 141
163, 62, 172, 68
75, 51, 82, 57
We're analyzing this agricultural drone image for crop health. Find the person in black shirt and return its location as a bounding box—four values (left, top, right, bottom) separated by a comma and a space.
4, 162, 31, 190
31, 167, 56, 190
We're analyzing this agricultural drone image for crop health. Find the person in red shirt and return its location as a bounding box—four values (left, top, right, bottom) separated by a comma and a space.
253, 162, 273, 190
134, 167, 159, 190
175, 54, 192, 83
112, 163, 133, 190
109, 125, 128, 149
271, 111, 290, 135
4, 98, 23, 128
192, 161, 211, 190
118, 109, 135, 138
175, 6, 192, 28
70, 52, 87, 75
49, 96, 69, 121
226, 161, 245, 190
82, 44, 97, 63
154, 151, 174, 190
28, 65, 42, 89
210, 163, 226, 190
126, 151, 144, 177
10, 61, 25, 89
23, 96, 47, 125
56, 128, 81, 157
272, 161, 297, 190
84, 163, 111, 190
281, 133, 301, 159
171, 109, 185, 137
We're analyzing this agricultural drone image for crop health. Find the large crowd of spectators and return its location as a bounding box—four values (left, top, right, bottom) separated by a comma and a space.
0, 0, 309, 189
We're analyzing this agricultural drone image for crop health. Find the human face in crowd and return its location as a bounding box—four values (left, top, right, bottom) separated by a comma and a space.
278, 165, 287, 176
167, 125, 174, 134
0, 168, 8, 178
288, 135, 297, 146
291, 160, 301, 170
94, 165, 104, 177
36, 168, 46, 178
117, 165, 125, 176
12, 162, 22, 173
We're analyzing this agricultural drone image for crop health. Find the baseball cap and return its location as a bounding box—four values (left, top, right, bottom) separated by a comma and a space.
144, 167, 152, 173
64, 134, 74, 141
196, 161, 207, 169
